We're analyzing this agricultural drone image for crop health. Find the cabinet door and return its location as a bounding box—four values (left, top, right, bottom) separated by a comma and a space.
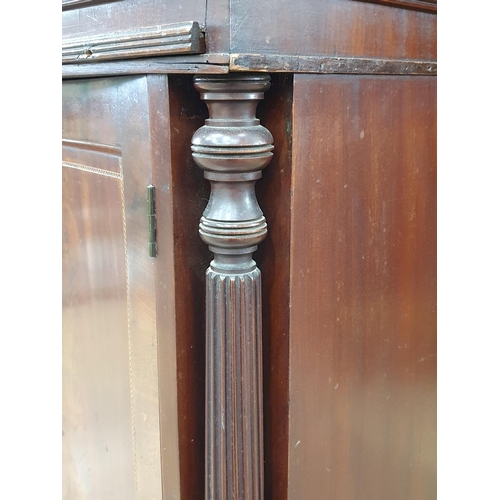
286, 74, 437, 499
62, 76, 179, 500
255, 74, 436, 500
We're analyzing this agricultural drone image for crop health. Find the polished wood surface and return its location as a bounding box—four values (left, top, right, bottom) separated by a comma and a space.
62, 0, 206, 39
62, 21, 205, 64
62, 159, 135, 500
62, 59, 228, 79
255, 74, 293, 500
62, 0, 437, 494
62, 73, 436, 500
230, 0, 436, 62
287, 74, 436, 499
62, 0, 231, 60
166, 75, 211, 500
356, 0, 436, 12
190, 75, 274, 500
62, 0, 435, 76
63, 76, 179, 499
205, 0, 230, 56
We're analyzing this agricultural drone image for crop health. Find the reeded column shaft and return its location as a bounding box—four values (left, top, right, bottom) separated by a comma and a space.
191, 75, 273, 500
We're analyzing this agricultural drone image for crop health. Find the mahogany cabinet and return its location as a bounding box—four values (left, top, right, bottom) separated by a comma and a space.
62, 1, 436, 499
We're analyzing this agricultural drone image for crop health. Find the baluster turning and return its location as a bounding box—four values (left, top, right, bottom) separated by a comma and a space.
191, 74, 273, 500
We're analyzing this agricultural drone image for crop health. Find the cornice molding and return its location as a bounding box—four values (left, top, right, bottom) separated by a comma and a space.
62, 21, 204, 64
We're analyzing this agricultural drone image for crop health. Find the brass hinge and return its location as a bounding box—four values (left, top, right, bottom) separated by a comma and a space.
147, 185, 157, 258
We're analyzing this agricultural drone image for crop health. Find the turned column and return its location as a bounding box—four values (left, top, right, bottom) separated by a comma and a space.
191, 74, 273, 500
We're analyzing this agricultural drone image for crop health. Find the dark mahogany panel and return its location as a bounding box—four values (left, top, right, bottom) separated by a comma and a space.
255, 74, 293, 500
165, 74, 212, 500
287, 74, 436, 499
230, 0, 436, 62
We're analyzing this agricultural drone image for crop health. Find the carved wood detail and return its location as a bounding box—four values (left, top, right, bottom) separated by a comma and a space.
62, 21, 204, 64
191, 75, 273, 500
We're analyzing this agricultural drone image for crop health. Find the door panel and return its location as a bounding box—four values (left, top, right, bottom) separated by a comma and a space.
62, 161, 135, 500
287, 74, 436, 499
62, 76, 176, 500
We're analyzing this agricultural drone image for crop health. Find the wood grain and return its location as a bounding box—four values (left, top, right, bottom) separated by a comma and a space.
204, 270, 264, 500
254, 74, 293, 500
62, 76, 180, 499
230, 54, 436, 75
167, 74, 212, 500
355, 0, 436, 13
62, 60, 228, 79
191, 74, 274, 500
287, 74, 436, 499
62, 0, 207, 44
61, 0, 230, 55
206, 0, 230, 55
230, 0, 436, 62
62, 21, 204, 63
62, 159, 136, 500
62, 0, 435, 64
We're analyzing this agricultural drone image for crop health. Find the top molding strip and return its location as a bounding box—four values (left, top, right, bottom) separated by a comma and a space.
62, 21, 205, 64
230, 54, 436, 75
